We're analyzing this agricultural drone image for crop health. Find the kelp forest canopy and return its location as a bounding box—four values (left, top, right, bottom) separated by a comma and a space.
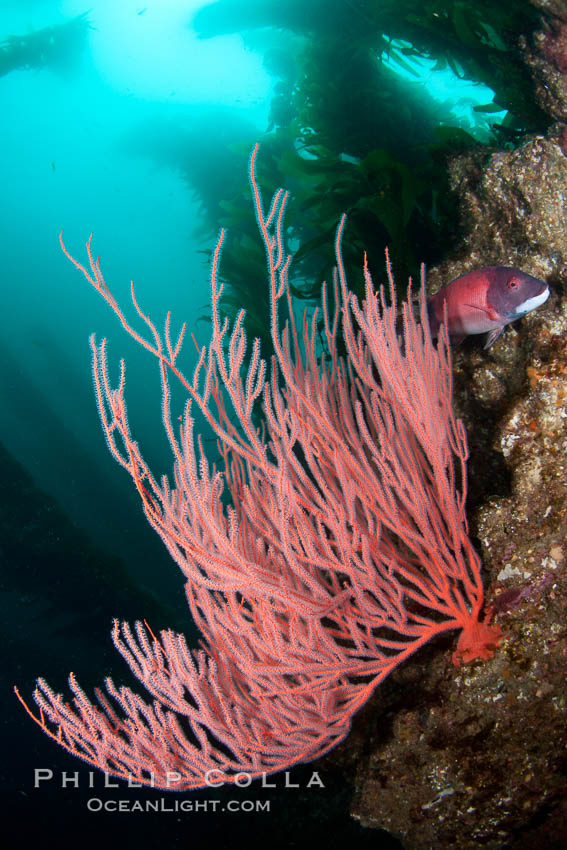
2, 2, 553, 363
0, 13, 90, 78
182, 0, 552, 362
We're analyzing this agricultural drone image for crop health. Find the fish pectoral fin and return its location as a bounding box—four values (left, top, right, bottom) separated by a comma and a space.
485, 305, 504, 321
463, 303, 501, 322
484, 326, 505, 349
471, 305, 502, 322
462, 303, 487, 313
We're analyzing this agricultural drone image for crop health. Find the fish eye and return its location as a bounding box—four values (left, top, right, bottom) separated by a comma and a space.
507, 277, 519, 289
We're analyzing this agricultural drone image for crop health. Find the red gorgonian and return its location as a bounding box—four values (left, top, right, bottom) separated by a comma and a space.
16, 145, 501, 789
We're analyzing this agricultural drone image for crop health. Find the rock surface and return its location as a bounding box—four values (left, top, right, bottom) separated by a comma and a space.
342, 117, 567, 850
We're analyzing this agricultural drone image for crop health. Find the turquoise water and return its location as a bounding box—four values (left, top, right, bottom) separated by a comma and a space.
1, 1, 270, 572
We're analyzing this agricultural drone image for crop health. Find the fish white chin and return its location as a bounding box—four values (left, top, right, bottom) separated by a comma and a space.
515, 287, 550, 316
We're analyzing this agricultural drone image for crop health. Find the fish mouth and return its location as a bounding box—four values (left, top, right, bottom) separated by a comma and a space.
514, 287, 550, 316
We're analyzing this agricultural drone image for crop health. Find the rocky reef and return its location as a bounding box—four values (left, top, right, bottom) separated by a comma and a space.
339, 5, 567, 845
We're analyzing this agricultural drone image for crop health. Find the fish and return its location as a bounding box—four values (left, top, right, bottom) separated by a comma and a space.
427, 266, 550, 348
